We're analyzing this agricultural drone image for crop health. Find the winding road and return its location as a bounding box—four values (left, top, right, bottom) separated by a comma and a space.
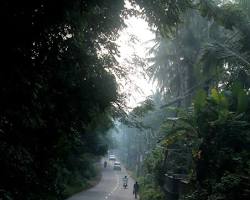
67, 160, 138, 200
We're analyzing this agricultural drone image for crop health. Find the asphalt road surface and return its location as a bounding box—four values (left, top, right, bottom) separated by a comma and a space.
67, 160, 139, 200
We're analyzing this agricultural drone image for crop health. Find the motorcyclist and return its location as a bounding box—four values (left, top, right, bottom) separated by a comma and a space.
122, 175, 128, 189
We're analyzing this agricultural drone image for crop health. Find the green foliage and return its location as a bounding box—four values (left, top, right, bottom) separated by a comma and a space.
194, 90, 207, 113
123, 1, 250, 200
120, 1, 250, 200
63, 158, 101, 197
130, 0, 193, 34
138, 148, 166, 200
186, 86, 250, 200
132, 98, 155, 118
139, 183, 165, 200
148, 86, 250, 200
3, 0, 250, 200
143, 148, 165, 185
231, 82, 249, 113
0, 0, 126, 199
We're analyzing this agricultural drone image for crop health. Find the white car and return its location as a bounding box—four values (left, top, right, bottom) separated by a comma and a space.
113, 161, 121, 170
109, 155, 116, 161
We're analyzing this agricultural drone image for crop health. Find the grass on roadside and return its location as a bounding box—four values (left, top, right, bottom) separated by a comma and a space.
63, 162, 102, 198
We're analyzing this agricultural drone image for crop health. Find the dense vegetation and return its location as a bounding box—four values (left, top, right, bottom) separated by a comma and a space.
0, 1, 126, 199
116, 0, 250, 200
1, 0, 250, 200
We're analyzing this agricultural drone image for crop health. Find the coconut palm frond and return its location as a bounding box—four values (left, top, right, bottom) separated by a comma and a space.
201, 40, 250, 68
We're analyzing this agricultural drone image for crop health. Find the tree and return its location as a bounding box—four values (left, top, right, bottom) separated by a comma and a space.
0, 0, 126, 199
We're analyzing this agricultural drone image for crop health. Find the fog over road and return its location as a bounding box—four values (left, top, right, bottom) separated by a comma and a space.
67, 161, 138, 200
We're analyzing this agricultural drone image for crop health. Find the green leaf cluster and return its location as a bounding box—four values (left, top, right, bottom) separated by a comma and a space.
0, 0, 126, 199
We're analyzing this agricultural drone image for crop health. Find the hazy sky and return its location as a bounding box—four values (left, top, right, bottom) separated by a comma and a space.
116, 14, 156, 109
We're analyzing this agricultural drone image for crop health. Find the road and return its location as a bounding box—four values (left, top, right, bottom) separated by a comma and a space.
67, 160, 138, 200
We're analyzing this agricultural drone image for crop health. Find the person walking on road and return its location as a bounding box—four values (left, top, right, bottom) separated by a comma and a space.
104, 160, 107, 168
133, 181, 139, 199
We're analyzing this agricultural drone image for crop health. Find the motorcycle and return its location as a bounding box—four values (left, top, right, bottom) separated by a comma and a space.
123, 183, 128, 189
122, 176, 128, 189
